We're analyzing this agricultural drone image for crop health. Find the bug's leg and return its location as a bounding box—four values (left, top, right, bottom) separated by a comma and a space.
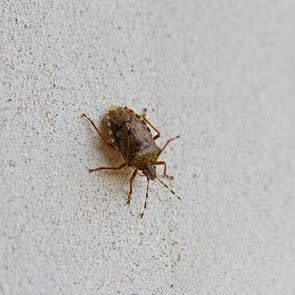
127, 169, 138, 205
88, 161, 127, 173
140, 108, 148, 120
139, 179, 150, 218
81, 113, 110, 146
160, 135, 180, 153
139, 108, 160, 140
143, 117, 161, 140
153, 161, 174, 179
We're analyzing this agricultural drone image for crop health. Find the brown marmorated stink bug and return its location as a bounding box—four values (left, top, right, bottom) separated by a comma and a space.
81, 105, 180, 217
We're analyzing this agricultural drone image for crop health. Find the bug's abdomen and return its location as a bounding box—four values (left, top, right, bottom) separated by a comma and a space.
116, 119, 153, 161
101, 106, 130, 150
102, 106, 159, 166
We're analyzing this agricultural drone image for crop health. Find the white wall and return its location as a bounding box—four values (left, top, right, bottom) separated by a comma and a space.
1, 1, 295, 294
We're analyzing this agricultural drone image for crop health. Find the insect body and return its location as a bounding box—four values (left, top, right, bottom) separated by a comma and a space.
82, 105, 180, 217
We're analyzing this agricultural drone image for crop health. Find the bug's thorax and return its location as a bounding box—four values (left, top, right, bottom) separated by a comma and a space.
130, 144, 161, 169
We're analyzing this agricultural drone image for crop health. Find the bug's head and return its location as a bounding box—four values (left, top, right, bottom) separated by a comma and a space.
142, 163, 157, 180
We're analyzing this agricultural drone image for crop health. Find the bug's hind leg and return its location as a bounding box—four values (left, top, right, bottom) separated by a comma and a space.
140, 108, 148, 120
88, 162, 127, 173
127, 169, 138, 206
139, 108, 161, 140
147, 119, 161, 140
81, 113, 111, 146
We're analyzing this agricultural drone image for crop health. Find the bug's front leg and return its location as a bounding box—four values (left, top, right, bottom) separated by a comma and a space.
88, 162, 127, 173
152, 161, 174, 179
127, 169, 138, 205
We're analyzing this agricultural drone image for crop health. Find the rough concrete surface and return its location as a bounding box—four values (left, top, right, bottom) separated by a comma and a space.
1, 1, 295, 294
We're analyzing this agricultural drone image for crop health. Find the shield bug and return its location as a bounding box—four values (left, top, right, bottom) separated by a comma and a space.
81, 105, 180, 217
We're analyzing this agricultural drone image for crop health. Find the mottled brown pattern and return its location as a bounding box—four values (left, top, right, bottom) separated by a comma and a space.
104, 106, 161, 169
82, 105, 180, 217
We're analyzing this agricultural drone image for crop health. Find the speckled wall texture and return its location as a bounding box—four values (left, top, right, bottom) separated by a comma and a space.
1, 1, 295, 294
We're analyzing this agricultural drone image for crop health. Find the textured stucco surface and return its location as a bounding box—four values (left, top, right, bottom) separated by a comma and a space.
1, 1, 295, 294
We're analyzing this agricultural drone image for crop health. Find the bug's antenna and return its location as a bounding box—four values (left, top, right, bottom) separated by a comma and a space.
160, 135, 180, 154
156, 176, 181, 200
139, 178, 150, 218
